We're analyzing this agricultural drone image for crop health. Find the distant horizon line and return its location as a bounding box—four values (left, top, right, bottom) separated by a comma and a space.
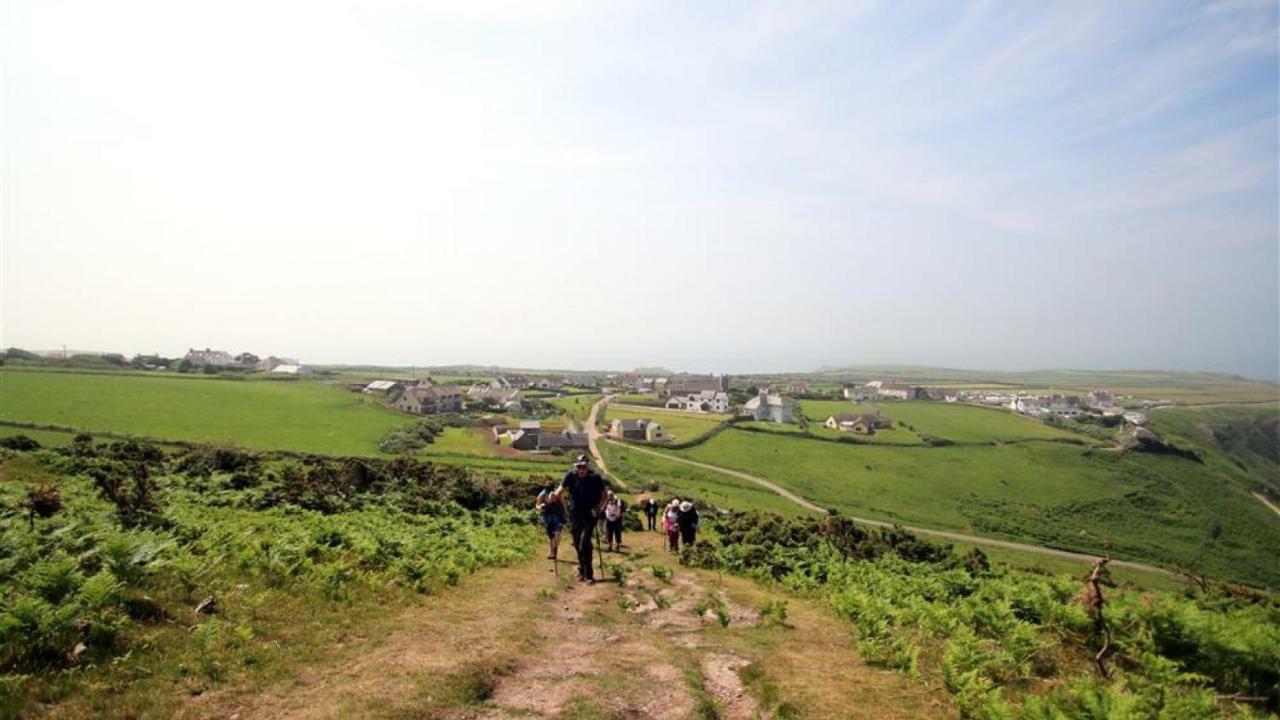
6, 345, 1278, 386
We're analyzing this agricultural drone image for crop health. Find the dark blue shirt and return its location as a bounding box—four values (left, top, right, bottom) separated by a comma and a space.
560, 469, 607, 521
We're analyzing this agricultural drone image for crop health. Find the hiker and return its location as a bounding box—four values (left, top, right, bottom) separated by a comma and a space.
644, 497, 659, 531
560, 454, 608, 582
535, 478, 567, 563
677, 500, 700, 547
664, 499, 682, 553
603, 491, 625, 552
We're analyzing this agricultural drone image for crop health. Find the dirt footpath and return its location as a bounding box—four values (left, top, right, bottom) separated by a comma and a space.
183, 532, 951, 719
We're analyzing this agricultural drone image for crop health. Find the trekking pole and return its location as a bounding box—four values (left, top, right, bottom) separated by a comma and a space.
594, 518, 605, 579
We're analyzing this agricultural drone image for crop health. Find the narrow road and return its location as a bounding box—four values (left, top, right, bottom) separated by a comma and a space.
584, 394, 620, 486
594, 398, 1173, 577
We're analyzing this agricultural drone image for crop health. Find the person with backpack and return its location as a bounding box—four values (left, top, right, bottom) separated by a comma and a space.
644, 497, 659, 531
677, 500, 700, 548
535, 478, 567, 563
603, 491, 626, 552
664, 499, 682, 553
559, 455, 609, 583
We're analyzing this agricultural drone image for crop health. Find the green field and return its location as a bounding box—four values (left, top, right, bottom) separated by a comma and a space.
799, 399, 1084, 443
600, 441, 804, 516
0, 369, 414, 456
547, 393, 601, 423
601, 404, 728, 444
663, 427, 1280, 587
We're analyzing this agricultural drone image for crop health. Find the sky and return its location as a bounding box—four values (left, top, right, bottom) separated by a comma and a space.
2, 0, 1278, 379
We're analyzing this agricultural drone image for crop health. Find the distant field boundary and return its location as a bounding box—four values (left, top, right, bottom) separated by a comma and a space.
607, 438, 1175, 578
0, 365, 298, 382
0, 418, 563, 467
731, 423, 1094, 450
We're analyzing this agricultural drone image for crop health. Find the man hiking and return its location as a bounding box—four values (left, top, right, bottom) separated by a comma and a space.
535, 478, 567, 564
643, 497, 659, 531
560, 455, 608, 583
677, 500, 700, 548
603, 491, 626, 552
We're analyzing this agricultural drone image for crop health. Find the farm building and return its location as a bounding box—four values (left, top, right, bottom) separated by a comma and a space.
269, 364, 307, 375
512, 430, 589, 451
742, 391, 796, 423
363, 380, 403, 394
184, 348, 237, 367
391, 383, 464, 415
467, 383, 522, 411
877, 383, 915, 400
609, 418, 670, 442
255, 355, 299, 371
1082, 390, 1116, 409
825, 412, 881, 435
665, 374, 729, 395
611, 419, 647, 440
665, 390, 730, 413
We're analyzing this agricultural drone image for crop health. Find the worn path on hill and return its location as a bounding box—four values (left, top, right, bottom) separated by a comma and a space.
184, 531, 949, 720
589, 399, 1174, 578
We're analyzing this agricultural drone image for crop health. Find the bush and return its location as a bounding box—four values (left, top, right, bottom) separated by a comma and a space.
0, 435, 40, 451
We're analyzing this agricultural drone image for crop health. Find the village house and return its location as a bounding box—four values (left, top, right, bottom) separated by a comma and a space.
665, 390, 730, 413
185, 348, 237, 367
877, 383, 915, 401
1042, 396, 1084, 418
611, 418, 647, 440
511, 428, 588, 452
253, 355, 300, 372
467, 381, 523, 412
843, 384, 876, 401
786, 380, 809, 395
923, 387, 960, 402
825, 411, 885, 434
1082, 390, 1116, 409
664, 374, 729, 396
269, 364, 307, 375
363, 380, 403, 394
391, 382, 464, 415
609, 418, 670, 442
742, 391, 796, 423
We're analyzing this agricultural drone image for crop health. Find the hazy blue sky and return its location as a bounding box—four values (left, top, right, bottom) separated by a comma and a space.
3, 1, 1277, 378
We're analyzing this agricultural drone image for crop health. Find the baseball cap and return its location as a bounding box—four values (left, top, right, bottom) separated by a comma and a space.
574, 455, 589, 466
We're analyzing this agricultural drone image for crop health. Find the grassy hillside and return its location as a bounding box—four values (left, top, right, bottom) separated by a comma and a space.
0, 369, 415, 456
665, 428, 1280, 587
600, 404, 729, 444
1147, 402, 1280, 494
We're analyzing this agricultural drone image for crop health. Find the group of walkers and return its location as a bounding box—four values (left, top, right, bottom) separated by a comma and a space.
534, 454, 701, 583
644, 497, 699, 553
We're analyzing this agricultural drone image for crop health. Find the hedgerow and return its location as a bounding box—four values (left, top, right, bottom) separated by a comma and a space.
685, 512, 1280, 718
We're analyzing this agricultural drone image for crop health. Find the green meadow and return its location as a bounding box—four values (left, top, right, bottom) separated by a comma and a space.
547, 393, 601, 423
799, 399, 1084, 443
0, 369, 414, 456
664, 428, 1280, 587
599, 440, 803, 516
601, 404, 728, 444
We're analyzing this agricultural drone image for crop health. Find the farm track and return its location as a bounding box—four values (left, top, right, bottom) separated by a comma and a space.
592, 399, 1175, 577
